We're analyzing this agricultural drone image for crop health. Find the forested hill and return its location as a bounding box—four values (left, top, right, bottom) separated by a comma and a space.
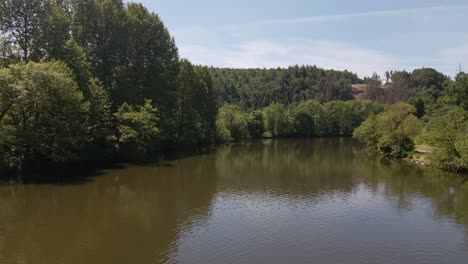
209, 66, 456, 114
209, 66, 363, 110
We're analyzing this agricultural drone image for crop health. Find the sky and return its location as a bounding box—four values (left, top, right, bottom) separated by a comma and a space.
128, 0, 468, 78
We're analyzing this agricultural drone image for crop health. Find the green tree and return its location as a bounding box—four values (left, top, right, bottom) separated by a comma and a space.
293, 100, 321, 137
247, 110, 265, 139
440, 73, 468, 110
426, 106, 468, 172
115, 100, 160, 161
0, 62, 88, 169
37, 0, 71, 60
387, 71, 410, 103
71, 0, 126, 88
354, 102, 421, 158
195, 66, 218, 144
263, 103, 292, 137
353, 113, 381, 147
71, 1, 180, 143
0, 36, 20, 67
377, 103, 421, 157
216, 105, 248, 142
83, 79, 115, 161
62, 38, 92, 93
1, 0, 45, 62
176, 59, 202, 145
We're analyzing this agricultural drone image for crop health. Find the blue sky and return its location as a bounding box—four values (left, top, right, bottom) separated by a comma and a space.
128, 0, 468, 77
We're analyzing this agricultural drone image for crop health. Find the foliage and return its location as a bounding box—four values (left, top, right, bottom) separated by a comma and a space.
293, 100, 321, 137
0, 62, 88, 168
115, 100, 160, 161
439, 73, 468, 110
263, 103, 293, 137
0, 0, 44, 62
209, 66, 360, 110
354, 103, 422, 158
247, 110, 265, 139
176, 60, 218, 145
353, 114, 381, 147
216, 105, 249, 142
216, 100, 384, 141
425, 106, 468, 172
83, 79, 115, 161
62, 38, 92, 93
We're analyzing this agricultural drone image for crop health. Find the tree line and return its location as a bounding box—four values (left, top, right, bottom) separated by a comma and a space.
0, 0, 466, 174
216, 100, 384, 142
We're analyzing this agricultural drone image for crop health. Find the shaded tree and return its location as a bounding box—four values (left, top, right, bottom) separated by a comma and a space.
1, 0, 45, 62
115, 100, 160, 161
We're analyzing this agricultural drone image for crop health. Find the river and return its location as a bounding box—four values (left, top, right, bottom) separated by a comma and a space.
0, 138, 467, 263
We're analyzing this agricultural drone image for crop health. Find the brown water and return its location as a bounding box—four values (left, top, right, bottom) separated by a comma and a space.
0, 138, 468, 264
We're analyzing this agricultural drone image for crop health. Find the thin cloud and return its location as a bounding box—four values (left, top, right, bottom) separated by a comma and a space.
259, 5, 468, 25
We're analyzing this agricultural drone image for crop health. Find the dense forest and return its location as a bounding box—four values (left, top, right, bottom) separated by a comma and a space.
0, 0, 467, 175
209, 66, 459, 115
209, 66, 361, 110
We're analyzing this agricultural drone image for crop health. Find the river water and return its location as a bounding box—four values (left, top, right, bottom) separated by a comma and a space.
0, 138, 467, 264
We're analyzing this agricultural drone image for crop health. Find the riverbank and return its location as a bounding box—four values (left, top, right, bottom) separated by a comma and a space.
404, 145, 433, 166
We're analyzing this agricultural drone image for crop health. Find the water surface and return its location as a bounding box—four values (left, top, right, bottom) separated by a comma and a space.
1, 139, 467, 263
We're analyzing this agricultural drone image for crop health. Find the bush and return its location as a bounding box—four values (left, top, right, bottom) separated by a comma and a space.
378, 136, 415, 158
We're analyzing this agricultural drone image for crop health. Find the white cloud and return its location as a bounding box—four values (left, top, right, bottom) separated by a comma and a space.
179, 39, 394, 77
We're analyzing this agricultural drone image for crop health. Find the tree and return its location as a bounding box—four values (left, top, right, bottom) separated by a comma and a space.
115, 100, 160, 161
354, 102, 421, 158
71, 0, 126, 88
247, 110, 265, 138
195, 66, 218, 144
37, 0, 71, 60
62, 38, 92, 93
353, 113, 381, 147
83, 79, 115, 160
263, 103, 292, 137
408, 68, 449, 113
71, 1, 180, 142
0, 35, 20, 67
377, 103, 421, 157
0, 62, 88, 169
1, 0, 45, 62
216, 105, 248, 142
426, 106, 468, 172
387, 71, 410, 103
176, 59, 202, 145
440, 73, 468, 110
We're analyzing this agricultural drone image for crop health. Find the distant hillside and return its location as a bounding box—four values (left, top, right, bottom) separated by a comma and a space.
209, 65, 454, 119
209, 66, 363, 110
